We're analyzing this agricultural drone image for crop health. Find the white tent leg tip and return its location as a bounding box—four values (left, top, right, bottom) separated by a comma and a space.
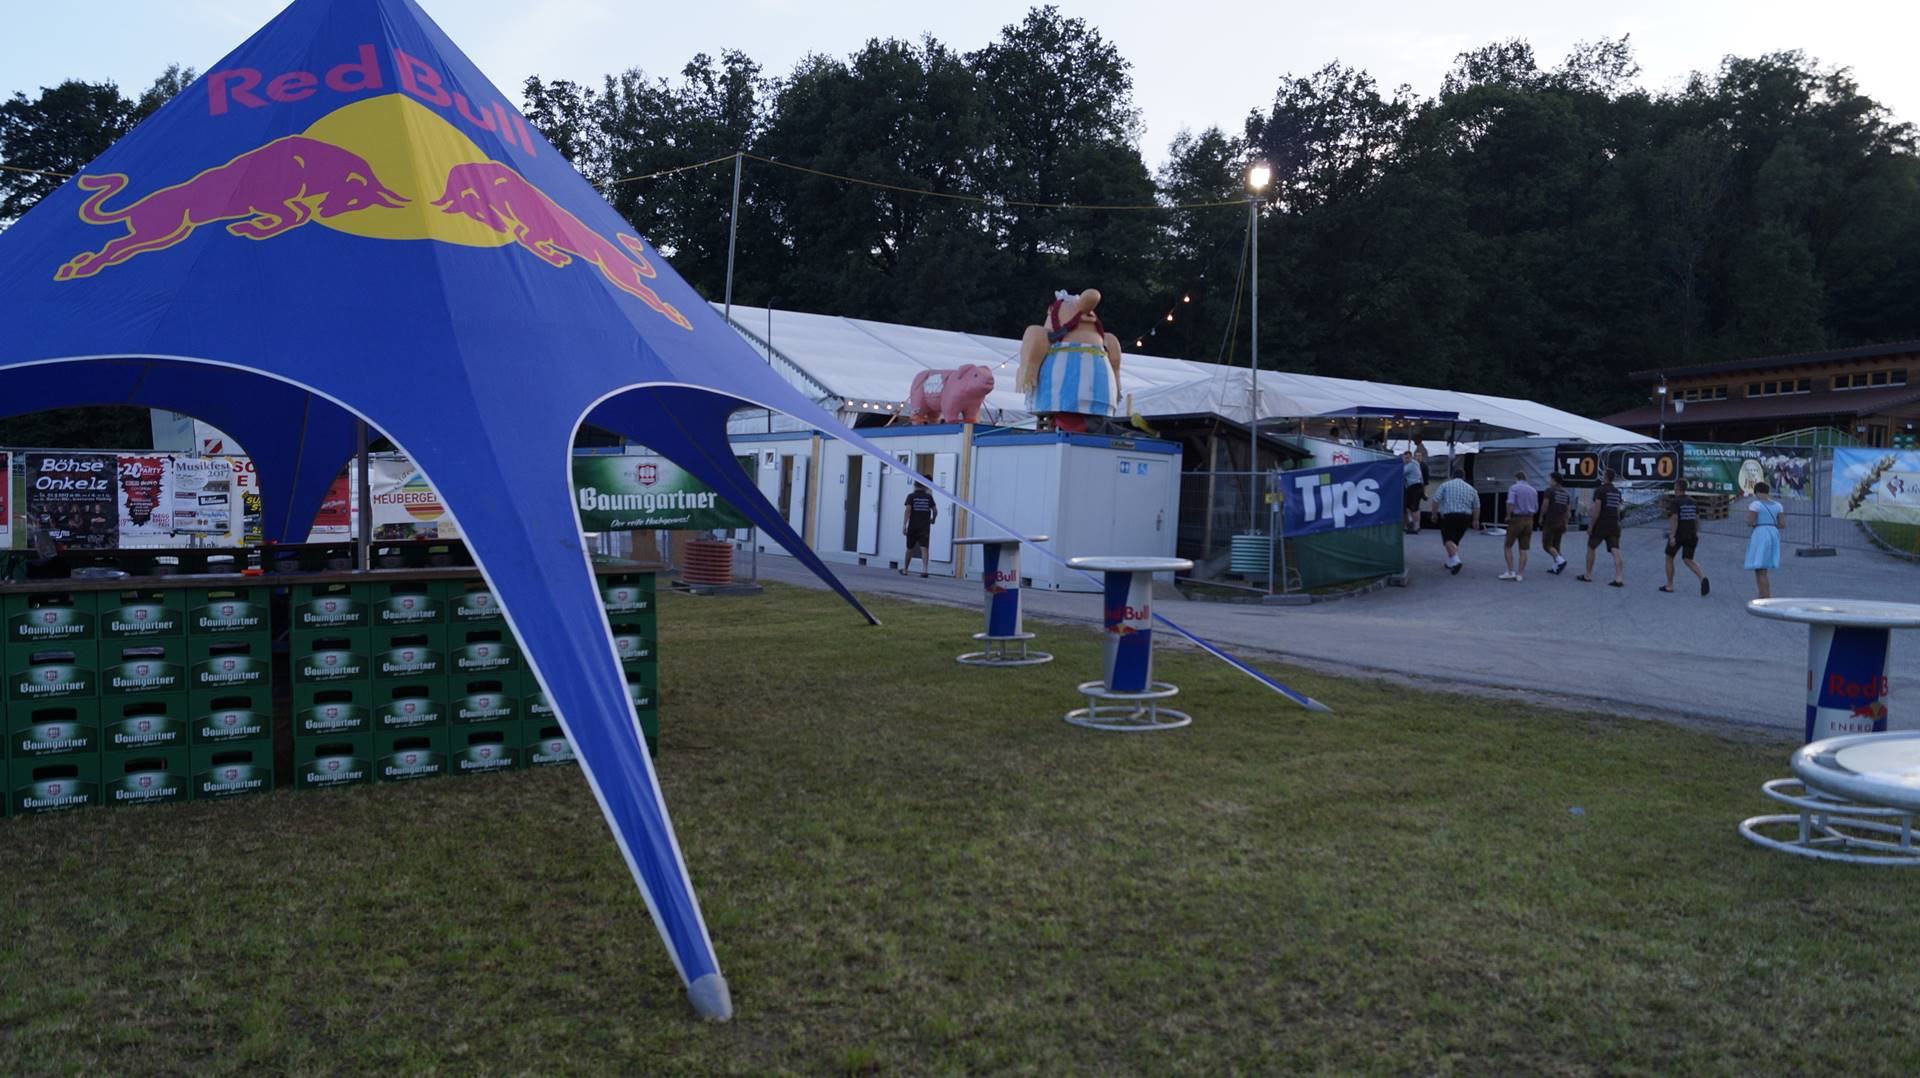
689, 973, 733, 1021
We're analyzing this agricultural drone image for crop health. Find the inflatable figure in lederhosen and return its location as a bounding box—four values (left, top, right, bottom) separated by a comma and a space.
1016, 289, 1123, 433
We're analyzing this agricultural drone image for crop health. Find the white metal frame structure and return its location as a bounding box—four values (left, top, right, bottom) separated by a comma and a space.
1740, 733, 1920, 865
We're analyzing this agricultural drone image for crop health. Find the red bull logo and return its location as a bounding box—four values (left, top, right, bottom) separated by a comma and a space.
1851, 701, 1889, 723
431, 161, 691, 329
56, 136, 408, 279
985, 570, 1018, 596
55, 92, 693, 332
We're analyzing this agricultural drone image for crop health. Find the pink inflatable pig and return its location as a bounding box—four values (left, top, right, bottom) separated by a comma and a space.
908, 364, 995, 424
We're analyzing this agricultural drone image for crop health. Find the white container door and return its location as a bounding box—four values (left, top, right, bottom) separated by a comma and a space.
784, 454, 809, 537
856, 455, 880, 555
930, 452, 958, 564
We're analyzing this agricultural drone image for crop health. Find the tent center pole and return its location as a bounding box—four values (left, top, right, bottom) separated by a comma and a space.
722, 152, 742, 327
355, 419, 372, 570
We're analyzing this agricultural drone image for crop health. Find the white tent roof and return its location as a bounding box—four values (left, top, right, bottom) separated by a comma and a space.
716, 303, 1647, 444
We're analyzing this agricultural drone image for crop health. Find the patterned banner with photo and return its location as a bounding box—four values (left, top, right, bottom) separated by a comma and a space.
1832, 448, 1920, 525
1683, 443, 1812, 500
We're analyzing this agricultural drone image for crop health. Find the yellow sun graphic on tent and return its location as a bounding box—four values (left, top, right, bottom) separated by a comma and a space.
301, 94, 510, 246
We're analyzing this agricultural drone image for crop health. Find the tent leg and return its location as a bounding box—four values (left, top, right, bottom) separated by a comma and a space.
355, 420, 372, 570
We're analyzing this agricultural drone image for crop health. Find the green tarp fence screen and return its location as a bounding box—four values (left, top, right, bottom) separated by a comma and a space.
1285, 522, 1405, 591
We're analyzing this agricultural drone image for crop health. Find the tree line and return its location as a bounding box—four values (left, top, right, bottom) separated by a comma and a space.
5, 8, 1918, 429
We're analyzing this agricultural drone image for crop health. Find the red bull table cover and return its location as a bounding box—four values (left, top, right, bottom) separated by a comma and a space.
953, 535, 1051, 666
1744, 598, 1920, 742
0, 0, 1328, 1019
1064, 556, 1194, 731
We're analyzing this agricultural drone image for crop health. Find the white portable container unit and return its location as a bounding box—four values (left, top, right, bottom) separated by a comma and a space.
729, 425, 1182, 593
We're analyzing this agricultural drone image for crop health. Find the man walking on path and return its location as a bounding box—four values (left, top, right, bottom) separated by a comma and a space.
1500, 471, 1539, 581
901, 483, 938, 578
1402, 451, 1426, 534
1433, 469, 1480, 575
1661, 478, 1709, 596
1577, 470, 1626, 586
1540, 472, 1574, 574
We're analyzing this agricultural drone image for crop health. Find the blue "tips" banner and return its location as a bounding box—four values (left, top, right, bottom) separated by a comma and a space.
1281, 459, 1404, 538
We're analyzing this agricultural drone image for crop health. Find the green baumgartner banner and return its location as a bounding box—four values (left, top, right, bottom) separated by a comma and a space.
1682, 443, 1812, 500
573, 455, 749, 531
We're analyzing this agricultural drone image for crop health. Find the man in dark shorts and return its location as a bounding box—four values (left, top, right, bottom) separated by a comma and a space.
1432, 469, 1480, 574
901, 483, 938, 577
1540, 472, 1574, 574
1401, 450, 1426, 534
1661, 477, 1708, 596
1578, 470, 1625, 586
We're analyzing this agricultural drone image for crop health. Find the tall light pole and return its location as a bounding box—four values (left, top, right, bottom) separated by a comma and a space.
1247, 162, 1271, 528
1656, 376, 1668, 442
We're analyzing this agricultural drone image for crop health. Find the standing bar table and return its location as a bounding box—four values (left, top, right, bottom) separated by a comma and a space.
952, 535, 1051, 667
1062, 556, 1194, 731
1739, 598, 1920, 862
1745, 598, 1920, 742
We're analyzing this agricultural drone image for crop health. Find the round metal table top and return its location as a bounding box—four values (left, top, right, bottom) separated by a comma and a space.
1791, 731, 1920, 812
952, 535, 1049, 546
1746, 597, 1920, 630
1066, 556, 1195, 574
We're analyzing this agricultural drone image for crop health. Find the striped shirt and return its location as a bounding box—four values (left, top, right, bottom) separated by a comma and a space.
1435, 478, 1479, 515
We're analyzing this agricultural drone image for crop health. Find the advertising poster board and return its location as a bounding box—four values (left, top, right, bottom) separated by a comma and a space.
367, 456, 460, 538
26, 452, 118, 550
1684, 443, 1812, 500
116, 454, 174, 545
1832, 448, 1920, 525
170, 457, 235, 535
574, 453, 750, 531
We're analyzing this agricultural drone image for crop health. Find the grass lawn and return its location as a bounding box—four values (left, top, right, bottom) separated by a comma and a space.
5, 583, 1919, 1073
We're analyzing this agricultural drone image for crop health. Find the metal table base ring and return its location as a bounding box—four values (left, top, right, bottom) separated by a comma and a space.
1738, 778, 1920, 865
957, 631, 1053, 667
1064, 680, 1192, 732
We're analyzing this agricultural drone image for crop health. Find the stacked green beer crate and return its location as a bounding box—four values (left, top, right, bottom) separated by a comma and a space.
516, 571, 659, 766
370, 580, 449, 782
6, 590, 102, 815
603, 573, 658, 759
100, 587, 191, 807
289, 582, 382, 788
184, 585, 275, 802
446, 579, 523, 775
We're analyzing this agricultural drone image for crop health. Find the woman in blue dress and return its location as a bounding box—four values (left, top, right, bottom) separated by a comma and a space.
1744, 481, 1783, 598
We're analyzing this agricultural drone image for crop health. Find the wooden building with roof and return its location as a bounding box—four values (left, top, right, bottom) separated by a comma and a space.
1604, 340, 1920, 446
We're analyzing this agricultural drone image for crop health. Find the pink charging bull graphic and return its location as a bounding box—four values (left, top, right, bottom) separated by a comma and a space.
431, 161, 692, 331
55, 136, 407, 280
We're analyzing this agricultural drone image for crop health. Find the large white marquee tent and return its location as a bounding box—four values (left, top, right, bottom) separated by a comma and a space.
717, 304, 1648, 445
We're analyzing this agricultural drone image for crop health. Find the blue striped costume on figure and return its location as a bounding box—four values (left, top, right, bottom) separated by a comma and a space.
1029, 341, 1115, 418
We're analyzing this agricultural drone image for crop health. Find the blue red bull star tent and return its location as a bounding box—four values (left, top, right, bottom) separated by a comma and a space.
0, 0, 1325, 1020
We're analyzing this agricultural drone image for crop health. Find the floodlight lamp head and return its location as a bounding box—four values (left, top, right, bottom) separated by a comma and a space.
1248, 163, 1273, 192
